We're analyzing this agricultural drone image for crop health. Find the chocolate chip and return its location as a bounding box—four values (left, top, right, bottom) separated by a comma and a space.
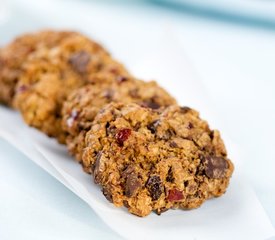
102, 187, 113, 203
146, 175, 163, 201
115, 128, 131, 146
123, 200, 130, 208
166, 167, 174, 183
125, 172, 141, 197
69, 51, 90, 74
187, 122, 193, 129
203, 156, 228, 179
180, 106, 191, 114
122, 165, 135, 178
134, 122, 141, 131
147, 120, 159, 134
169, 141, 178, 148
142, 100, 160, 109
93, 151, 103, 184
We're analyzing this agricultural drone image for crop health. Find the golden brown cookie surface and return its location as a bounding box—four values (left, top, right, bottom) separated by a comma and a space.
13, 33, 129, 143
62, 75, 176, 161
83, 103, 234, 217
0, 30, 76, 106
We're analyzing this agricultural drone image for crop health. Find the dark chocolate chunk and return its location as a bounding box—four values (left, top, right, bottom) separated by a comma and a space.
147, 120, 159, 134
187, 122, 193, 129
146, 175, 163, 201
93, 151, 103, 184
169, 141, 178, 148
125, 172, 141, 197
142, 100, 160, 109
166, 167, 174, 183
180, 106, 191, 114
203, 156, 228, 179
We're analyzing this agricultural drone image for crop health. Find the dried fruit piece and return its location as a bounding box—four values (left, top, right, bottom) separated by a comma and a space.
115, 128, 131, 146
69, 51, 90, 73
167, 189, 184, 201
204, 156, 228, 179
146, 175, 163, 201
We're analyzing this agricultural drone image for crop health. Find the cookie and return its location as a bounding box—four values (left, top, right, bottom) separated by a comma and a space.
82, 102, 234, 217
0, 30, 76, 106
62, 75, 176, 161
13, 34, 129, 143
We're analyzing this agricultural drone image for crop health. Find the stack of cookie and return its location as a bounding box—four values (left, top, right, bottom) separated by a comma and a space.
0, 30, 234, 217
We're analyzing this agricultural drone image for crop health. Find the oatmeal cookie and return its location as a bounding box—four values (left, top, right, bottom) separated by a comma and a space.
82, 102, 234, 217
13, 34, 129, 143
62, 75, 176, 161
0, 30, 76, 106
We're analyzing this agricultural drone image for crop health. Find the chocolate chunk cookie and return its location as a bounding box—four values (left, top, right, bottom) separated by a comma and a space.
82, 103, 234, 217
13, 33, 129, 143
62, 74, 176, 161
0, 30, 76, 106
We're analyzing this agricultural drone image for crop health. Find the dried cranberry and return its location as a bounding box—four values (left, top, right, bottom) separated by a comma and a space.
167, 189, 183, 201
115, 128, 131, 146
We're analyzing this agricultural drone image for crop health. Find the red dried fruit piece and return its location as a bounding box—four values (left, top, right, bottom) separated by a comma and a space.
167, 189, 183, 201
115, 128, 131, 146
